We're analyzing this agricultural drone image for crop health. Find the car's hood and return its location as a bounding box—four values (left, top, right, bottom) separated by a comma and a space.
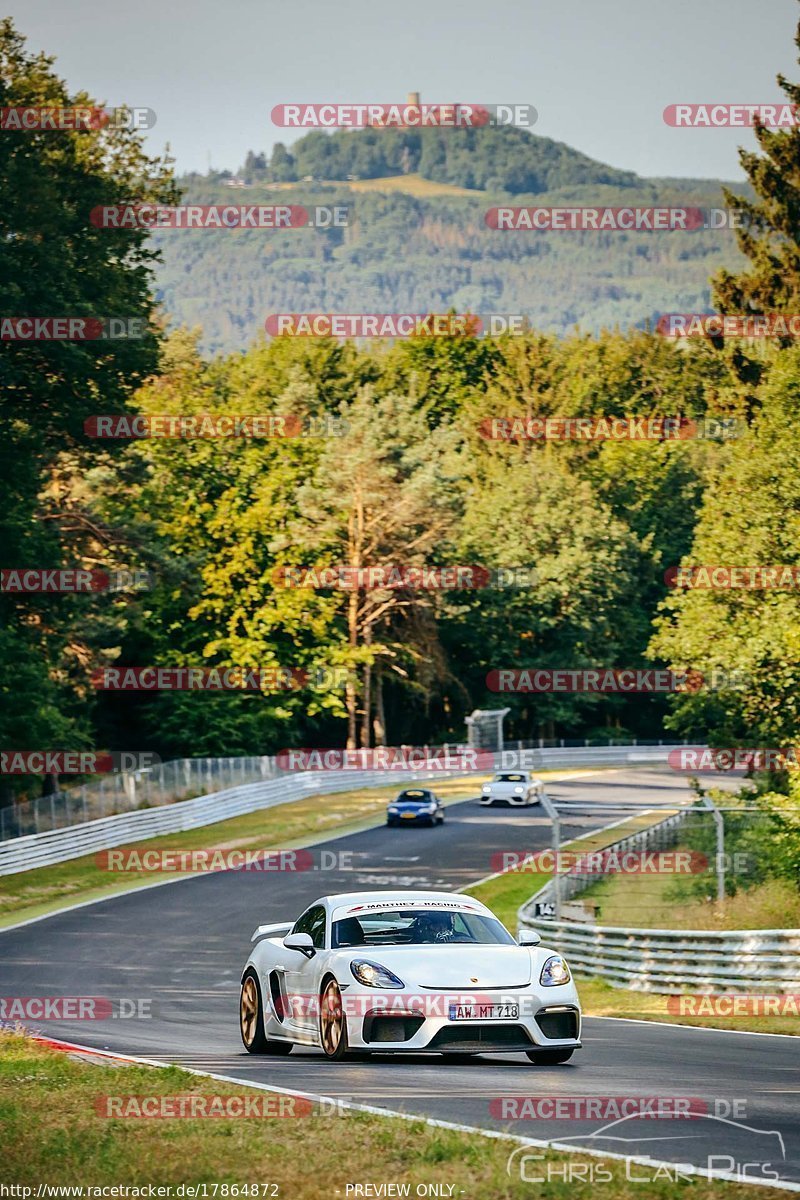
344, 945, 533, 988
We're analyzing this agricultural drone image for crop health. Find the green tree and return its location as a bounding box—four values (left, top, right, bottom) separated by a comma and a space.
287, 387, 464, 747
714, 20, 800, 316
448, 452, 647, 739
650, 349, 800, 746
0, 19, 176, 793
712, 14, 800, 387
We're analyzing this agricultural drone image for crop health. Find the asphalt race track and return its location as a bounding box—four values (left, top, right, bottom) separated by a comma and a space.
2, 767, 798, 1187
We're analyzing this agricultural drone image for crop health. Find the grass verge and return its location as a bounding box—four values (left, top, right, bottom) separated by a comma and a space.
0, 1032, 784, 1197
574, 975, 799, 1036
578, 862, 800, 931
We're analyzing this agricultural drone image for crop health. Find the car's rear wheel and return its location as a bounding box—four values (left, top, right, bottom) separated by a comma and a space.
319, 977, 350, 1060
525, 1048, 574, 1064
240, 969, 292, 1055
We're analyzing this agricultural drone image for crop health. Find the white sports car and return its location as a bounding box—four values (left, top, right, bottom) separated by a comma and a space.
480, 770, 544, 807
239, 890, 581, 1062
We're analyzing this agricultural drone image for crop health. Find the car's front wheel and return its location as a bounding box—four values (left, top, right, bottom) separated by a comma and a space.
319, 976, 350, 1060
525, 1048, 574, 1064
240, 969, 292, 1055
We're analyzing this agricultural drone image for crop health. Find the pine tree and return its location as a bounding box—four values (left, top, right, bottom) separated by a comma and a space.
712, 13, 800, 374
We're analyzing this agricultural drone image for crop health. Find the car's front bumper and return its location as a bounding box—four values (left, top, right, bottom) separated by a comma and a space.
341, 984, 581, 1053
387, 811, 437, 824
479, 795, 538, 806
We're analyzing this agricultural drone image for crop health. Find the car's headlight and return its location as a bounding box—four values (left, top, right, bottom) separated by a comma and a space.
350, 960, 405, 989
540, 955, 571, 986
425, 804, 437, 813
481, 785, 491, 794
514, 786, 525, 794
388, 806, 399, 813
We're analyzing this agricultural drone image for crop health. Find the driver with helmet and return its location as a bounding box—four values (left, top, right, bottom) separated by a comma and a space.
413, 910, 456, 943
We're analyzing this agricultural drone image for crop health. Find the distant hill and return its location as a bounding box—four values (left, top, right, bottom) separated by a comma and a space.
233, 125, 642, 194
152, 127, 747, 356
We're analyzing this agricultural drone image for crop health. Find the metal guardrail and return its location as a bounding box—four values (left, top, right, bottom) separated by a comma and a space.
0, 766, 463, 877
0, 742, 685, 876
518, 813, 800, 994
0, 756, 279, 841
516, 920, 800, 993
0, 737, 685, 841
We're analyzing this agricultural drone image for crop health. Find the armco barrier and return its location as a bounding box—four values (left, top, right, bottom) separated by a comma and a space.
0, 767, 451, 877
518, 813, 800, 994
516, 919, 800, 993
0, 743, 684, 876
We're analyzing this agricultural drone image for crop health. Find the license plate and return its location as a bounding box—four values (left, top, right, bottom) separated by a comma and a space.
448, 1003, 519, 1021
401, 812, 417, 818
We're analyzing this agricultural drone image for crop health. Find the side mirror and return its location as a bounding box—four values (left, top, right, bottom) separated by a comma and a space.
518, 929, 541, 947
283, 932, 315, 958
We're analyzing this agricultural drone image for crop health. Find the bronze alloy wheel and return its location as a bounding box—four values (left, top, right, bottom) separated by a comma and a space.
319, 977, 349, 1059
240, 974, 259, 1048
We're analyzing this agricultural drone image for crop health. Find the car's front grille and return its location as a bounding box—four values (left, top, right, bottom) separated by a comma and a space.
428, 1025, 534, 1052
535, 1007, 580, 1040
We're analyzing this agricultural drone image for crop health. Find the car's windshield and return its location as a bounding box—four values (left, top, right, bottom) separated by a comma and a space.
332, 908, 516, 947
396, 790, 429, 802
496, 773, 526, 782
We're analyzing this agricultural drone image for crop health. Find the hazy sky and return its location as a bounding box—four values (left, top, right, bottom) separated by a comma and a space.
10, 0, 800, 179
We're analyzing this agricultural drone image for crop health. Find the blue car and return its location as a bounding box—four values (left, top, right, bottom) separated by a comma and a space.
386, 788, 445, 827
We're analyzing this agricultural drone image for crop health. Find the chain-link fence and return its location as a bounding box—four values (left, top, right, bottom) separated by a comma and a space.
0, 756, 279, 841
